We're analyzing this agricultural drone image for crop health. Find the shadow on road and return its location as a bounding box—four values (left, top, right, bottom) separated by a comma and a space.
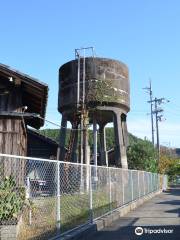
86, 187, 180, 240
88, 225, 180, 240
156, 187, 180, 217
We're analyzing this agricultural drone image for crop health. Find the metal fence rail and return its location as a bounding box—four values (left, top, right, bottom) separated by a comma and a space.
0, 154, 167, 240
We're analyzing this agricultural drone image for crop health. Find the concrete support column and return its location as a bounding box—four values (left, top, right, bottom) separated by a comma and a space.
121, 114, 129, 147
58, 114, 67, 161
99, 123, 108, 166
113, 111, 128, 169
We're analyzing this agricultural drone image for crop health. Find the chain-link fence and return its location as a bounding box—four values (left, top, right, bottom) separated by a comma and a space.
0, 153, 167, 240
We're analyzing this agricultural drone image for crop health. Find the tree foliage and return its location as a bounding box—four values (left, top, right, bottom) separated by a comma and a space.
127, 138, 157, 172
0, 176, 26, 222
166, 159, 180, 182
39, 128, 158, 171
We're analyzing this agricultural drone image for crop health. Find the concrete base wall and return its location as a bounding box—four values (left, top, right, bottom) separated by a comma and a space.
0, 225, 18, 240
0, 217, 22, 240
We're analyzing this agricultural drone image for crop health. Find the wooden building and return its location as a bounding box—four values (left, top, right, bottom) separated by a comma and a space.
0, 63, 48, 183
26, 129, 59, 193
27, 128, 58, 159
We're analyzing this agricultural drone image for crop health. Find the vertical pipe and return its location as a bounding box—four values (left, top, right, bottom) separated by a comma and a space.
80, 115, 84, 193
93, 116, 97, 180
77, 55, 80, 107
56, 161, 61, 232
89, 165, 93, 223
83, 111, 90, 191
104, 126, 108, 166
83, 49, 86, 106
80, 115, 84, 164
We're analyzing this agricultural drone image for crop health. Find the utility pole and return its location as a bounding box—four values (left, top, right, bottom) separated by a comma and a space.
154, 98, 163, 163
143, 80, 154, 146
150, 97, 169, 166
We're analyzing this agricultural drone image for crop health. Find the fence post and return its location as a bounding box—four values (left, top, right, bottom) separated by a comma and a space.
151, 173, 153, 192
156, 174, 158, 191
131, 170, 133, 201
109, 167, 112, 212
56, 161, 61, 232
138, 171, 140, 198
122, 169, 124, 205
26, 177, 32, 225
143, 171, 145, 196
89, 165, 93, 223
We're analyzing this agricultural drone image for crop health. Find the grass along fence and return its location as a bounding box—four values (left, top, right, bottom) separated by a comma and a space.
0, 153, 167, 240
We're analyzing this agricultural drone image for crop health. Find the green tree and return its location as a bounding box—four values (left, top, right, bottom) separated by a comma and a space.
166, 159, 180, 182
127, 139, 157, 172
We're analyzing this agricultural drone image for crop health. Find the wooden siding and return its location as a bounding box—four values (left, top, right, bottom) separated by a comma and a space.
0, 81, 27, 185
0, 118, 27, 185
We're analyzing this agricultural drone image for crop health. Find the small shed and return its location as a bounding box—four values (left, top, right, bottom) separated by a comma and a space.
0, 63, 48, 183
27, 128, 58, 159
27, 129, 59, 194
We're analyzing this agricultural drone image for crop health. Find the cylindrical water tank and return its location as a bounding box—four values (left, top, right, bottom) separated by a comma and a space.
58, 57, 130, 114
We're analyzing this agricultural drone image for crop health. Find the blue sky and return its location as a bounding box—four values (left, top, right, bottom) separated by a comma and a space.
1, 0, 180, 147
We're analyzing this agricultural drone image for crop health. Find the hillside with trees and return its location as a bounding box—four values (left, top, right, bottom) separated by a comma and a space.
39, 128, 179, 177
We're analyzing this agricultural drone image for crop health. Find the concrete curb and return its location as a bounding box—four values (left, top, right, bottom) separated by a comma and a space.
95, 190, 161, 231
52, 190, 162, 240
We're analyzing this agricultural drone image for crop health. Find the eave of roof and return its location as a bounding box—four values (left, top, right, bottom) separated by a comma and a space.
0, 63, 48, 128
27, 128, 58, 146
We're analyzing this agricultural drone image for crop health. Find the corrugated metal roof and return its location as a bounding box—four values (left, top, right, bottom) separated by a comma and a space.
0, 63, 48, 128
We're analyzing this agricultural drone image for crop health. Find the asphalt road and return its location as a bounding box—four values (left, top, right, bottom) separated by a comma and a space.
86, 186, 180, 240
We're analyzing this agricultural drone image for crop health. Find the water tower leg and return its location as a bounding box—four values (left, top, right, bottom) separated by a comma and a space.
58, 114, 67, 161
99, 124, 108, 166
113, 111, 128, 169
121, 114, 129, 148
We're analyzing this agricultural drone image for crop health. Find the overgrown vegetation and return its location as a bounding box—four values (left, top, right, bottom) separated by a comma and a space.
0, 176, 26, 222
158, 148, 180, 182
127, 137, 157, 172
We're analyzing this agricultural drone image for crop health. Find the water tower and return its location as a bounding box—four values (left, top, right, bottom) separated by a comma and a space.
58, 48, 130, 168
